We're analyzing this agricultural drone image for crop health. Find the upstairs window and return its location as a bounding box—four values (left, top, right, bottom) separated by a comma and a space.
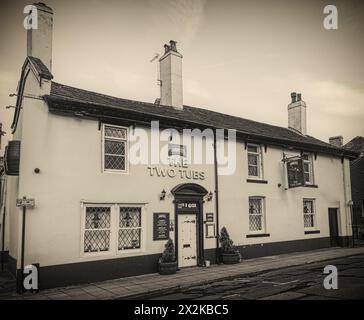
303, 199, 316, 229
247, 144, 263, 178
103, 124, 128, 172
302, 153, 314, 185
248, 197, 265, 233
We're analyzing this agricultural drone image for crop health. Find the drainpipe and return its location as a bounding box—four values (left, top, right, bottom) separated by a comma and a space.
1, 175, 6, 271
213, 130, 220, 263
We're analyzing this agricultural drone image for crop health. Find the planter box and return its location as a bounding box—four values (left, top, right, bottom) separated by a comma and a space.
158, 259, 178, 275
222, 251, 241, 264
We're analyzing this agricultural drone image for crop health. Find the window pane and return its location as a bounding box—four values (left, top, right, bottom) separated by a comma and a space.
105, 140, 125, 155
304, 214, 314, 228
248, 154, 258, 165
247, 145, 258, 153
249, 215, 262, 231
303, 200, 313, 213
249, 198, 262, 214
118, 229, 141, 250
85, 207, 111, 229
119, 207, 141, 228
248, 165, 258, 176
84, 230, 110, 252
304, 173, 310, 183
105, 126, 127, 139
105, 155, 125, 170
303, 162, 309, 173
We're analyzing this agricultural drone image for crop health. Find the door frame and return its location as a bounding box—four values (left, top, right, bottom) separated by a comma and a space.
171, 183, 208, 267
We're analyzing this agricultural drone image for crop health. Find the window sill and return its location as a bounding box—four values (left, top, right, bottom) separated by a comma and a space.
304, 230, 320, 234
246, 179, 268, 184
305, 184, 318, 188
246, 233, 270, 238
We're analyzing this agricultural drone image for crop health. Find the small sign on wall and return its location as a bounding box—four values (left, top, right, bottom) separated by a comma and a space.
206, 213, 214, 222
153, 213, 170, 240
205, 224, 215, 238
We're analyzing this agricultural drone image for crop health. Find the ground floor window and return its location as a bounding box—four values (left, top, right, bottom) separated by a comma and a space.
248, 197, 265, 233
82, 204, 144, 255
303, 199, 316, 228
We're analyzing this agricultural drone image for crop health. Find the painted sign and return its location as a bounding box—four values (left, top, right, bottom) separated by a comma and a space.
16, 197, 35, 208
287, 158, 305, 188
153, 213, 170, 240
177, 202, 199, 212
206, 213, 214, 222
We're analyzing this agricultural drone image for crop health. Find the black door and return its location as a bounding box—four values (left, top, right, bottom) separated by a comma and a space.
328, 208, 339, 247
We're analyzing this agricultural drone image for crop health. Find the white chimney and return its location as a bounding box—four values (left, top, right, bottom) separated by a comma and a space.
159, 40, 183, 109
329, 136, 343, 147
27, 2, 53, 71
288, 92, 307, 135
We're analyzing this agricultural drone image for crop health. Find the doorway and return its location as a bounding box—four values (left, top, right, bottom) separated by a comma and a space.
178, 213, 197, 267
328, 208, 339, 247
171, 183, 208, 268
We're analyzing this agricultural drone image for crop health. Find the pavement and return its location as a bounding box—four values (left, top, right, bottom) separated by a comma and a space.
1, 246, 364, 300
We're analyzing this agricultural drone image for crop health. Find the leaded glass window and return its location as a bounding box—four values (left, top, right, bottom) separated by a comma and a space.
249, 197, 264, 232
303, 199, 315, 228
247, 144, 262, 178
118, 207, 142, 250
103, 125, 127, 172
84, 207, 111, 253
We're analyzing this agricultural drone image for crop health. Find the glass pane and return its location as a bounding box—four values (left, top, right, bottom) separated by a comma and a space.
303, 200, 313, 213
249, 198, 262, 214
248, 154, 258, 165
105, 140, 125, 155
304, 173, 310, 183
304, 214, 314, 228
118, 229, 141, 250
104, 126, 127, 139
249, 215, 262, 231
303, 162, 309, 173
248, 165, 258, 176
85, 207, 111, 229
247, 145, 258, 153
84, 230, 110, 252
119, 207, 141, 228
105, 155, 125, 170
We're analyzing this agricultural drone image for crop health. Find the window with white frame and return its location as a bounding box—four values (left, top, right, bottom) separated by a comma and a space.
118, 207, 142, 250
103, 124, 127, 172
248, 197, 265, 233
247, 144, 263, 178
302, 153, 314, 184
82, 204, 144, 255
84, 206, 111, 253
303, 199, 316, 228
361, 200, 364, 218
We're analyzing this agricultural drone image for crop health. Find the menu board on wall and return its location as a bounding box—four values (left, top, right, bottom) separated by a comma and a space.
153, 213, 170, 240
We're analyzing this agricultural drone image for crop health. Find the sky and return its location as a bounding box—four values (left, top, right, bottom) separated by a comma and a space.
0, 0, 363, 152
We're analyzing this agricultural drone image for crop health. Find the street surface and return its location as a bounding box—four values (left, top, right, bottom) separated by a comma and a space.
146, 254, 364, 300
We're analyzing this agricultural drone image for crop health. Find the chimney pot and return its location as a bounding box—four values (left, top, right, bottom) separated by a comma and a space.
169, 40, 177, 52
164, 44, 170, 54
290, 92, 297, 103
297, 93, 302, 101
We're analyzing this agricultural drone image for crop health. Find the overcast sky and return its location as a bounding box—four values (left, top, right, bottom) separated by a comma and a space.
0, 0, 363, 151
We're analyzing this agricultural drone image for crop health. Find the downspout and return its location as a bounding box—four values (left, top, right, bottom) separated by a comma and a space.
1, 175, 6, 271
214, 130, 220, 263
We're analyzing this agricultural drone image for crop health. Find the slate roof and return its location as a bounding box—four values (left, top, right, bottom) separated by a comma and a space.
45, 82, 358, 159
345, 136, 364, 155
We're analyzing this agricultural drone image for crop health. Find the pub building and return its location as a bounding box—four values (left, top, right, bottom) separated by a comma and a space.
0, 3, 358, 289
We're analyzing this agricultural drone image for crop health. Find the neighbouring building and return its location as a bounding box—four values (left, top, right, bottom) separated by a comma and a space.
344, 136, 364, 241
0, 3, 359, 289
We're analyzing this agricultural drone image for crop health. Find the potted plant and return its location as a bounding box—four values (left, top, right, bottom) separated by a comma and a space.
219, 227, 241, 264
158, 238, 178, 275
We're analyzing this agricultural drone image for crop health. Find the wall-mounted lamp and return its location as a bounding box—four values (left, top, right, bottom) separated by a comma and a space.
207, 191, 213, 202
160, 189, 166, 200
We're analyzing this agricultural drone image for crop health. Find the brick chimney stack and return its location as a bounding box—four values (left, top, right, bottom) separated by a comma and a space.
288, 92, 307, 135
